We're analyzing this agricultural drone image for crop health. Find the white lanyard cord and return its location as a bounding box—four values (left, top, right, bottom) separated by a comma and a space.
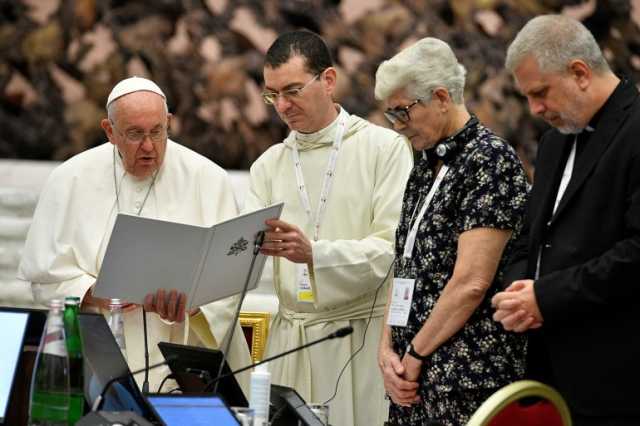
402, 164, 450, 259
291, 111, 348, 241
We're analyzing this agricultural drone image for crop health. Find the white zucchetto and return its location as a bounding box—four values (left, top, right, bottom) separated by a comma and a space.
106, 76, 166, 108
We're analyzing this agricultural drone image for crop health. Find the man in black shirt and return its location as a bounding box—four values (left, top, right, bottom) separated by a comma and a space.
492, 14, 640, 426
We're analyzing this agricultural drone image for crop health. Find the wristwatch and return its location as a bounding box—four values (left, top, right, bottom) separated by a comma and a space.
406, 343, 429, 362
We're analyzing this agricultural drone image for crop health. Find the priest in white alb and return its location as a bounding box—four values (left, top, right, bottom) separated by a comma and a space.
246, 31, 413, 425
18, 77, 252, 392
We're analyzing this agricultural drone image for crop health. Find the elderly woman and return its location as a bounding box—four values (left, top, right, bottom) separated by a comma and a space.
375, 38, 528, 425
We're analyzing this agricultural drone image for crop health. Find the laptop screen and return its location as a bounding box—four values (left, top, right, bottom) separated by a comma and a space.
0, 311, 29, 423
146, 395, 239, 426
77, 313, 159, 422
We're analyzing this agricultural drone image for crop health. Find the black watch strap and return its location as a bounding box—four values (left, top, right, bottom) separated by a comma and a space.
406, 343, 429, 362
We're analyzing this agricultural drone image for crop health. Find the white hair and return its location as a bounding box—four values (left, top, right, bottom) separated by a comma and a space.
375, 37, 467, 104
506, 14, 610, 75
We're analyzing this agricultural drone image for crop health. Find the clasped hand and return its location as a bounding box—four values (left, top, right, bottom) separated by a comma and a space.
491, 279, 543, 333
378, 346, 421, 407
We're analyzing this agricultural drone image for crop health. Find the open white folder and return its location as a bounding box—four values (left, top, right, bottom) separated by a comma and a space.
93, 203, 284, 309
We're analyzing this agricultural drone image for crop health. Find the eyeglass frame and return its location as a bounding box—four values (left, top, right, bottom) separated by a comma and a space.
384, 99, 422, 125
261, 72, 322, 105
109, 120, 168, 144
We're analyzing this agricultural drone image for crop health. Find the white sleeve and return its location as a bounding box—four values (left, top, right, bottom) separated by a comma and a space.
18, 167, 97, 306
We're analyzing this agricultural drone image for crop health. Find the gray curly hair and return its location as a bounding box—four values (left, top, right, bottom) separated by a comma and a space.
375, 37, 466, 104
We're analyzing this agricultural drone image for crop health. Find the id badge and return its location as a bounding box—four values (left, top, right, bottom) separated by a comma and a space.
296, 264, 315, 303
386, 278, 415, 327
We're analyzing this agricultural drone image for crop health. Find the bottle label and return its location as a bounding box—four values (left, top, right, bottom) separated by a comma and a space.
43, 319, 68, 357
43, 332, 67, 357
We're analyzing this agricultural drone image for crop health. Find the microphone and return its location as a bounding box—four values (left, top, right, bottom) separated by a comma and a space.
205, 326, 353, 392
91, 355, 177, 412
254, 230, 266, 253
329, 326, 353, 338
142, 308, 150, 394
212, 230, 266, 395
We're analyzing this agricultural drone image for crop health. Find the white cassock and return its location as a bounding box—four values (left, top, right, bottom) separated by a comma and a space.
18, 140, 252, 393
245, 107, 413, 426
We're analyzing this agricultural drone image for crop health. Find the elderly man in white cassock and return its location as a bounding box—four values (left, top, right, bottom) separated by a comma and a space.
247, 31, 413, 425
18, 76, 252, 391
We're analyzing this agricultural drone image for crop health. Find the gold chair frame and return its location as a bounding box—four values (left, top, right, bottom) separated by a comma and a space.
239, 311, 270, 363
466, 380, 572, 426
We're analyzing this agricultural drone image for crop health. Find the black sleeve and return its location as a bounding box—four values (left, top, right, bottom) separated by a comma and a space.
536, 140, 640, 325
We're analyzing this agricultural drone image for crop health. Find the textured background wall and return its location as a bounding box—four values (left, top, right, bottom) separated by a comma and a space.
1, 0, 640, 174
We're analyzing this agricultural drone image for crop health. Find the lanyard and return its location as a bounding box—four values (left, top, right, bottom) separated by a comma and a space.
291, 110, 348, 241
402, 163, 450, 259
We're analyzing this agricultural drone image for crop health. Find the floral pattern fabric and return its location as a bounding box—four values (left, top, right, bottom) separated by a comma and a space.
388, 120, 529, 426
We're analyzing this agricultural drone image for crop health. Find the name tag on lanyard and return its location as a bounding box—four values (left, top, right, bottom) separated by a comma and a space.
391, 163, 449, 326
291, 110, 348, 303
296, 264, 314, 303
387, 278, 415, 327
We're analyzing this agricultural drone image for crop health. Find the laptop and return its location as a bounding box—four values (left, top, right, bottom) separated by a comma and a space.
77, 312, 161, 423
146, 394, 240, 426
0, 307, 47, 426
157, 341, 248, 407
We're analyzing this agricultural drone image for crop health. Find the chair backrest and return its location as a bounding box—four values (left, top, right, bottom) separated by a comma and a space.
466, 380, 572, 426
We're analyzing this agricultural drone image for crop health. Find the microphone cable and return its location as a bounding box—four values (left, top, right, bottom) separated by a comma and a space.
156, 373, 174, 393
321, 257, 395, 406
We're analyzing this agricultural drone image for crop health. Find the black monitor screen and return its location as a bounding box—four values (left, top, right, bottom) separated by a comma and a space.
157, 341, 248, 407
270, 384, 323, 426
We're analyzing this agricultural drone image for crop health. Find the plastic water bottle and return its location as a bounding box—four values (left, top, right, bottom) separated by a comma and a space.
107, 298, 127, 360
63, 296, 84, 424
29, 299, 70, 425
249, 363, 271, 426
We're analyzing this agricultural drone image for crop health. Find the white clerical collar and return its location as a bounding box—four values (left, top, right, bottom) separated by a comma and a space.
295, 106, 346, 143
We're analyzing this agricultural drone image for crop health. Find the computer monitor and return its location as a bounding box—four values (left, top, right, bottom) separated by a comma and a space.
270, 384, 324, 426
0, 310, 29, 425
157, 342, 248, 407
0, 307, 47, 425
77, 313, 160, 423
146, 394, 240, 426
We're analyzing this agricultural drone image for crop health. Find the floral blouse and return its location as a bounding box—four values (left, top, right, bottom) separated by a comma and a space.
391, 119, 529, 395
